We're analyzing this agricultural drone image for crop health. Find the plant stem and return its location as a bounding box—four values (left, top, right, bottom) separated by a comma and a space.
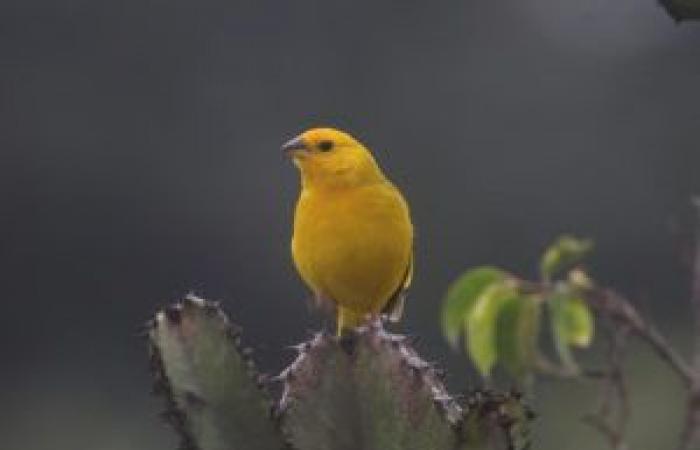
677, 198, 700, 450
584, 288, 694, 387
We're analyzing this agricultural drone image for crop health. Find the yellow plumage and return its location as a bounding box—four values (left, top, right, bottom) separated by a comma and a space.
283, 128, 413, 334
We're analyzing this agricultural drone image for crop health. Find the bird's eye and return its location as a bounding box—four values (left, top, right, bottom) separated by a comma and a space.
318, 140, 334, 152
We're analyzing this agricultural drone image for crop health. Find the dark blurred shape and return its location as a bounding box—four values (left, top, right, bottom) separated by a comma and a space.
658, 0, 700, 22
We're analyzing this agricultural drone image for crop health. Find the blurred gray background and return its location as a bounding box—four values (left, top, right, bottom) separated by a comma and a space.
2, 1, 699, 449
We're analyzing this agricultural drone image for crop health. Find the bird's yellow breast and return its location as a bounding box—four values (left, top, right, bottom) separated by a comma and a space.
292, 182, 412, 316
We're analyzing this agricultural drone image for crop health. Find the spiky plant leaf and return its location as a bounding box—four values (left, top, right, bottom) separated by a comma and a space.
148, 295, 285, 450
459, 390, 534, 450
279, 325, 460, 450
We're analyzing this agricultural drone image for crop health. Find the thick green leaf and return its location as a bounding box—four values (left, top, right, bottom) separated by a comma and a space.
149, 296, 285, 450
496, 296, 542, 379
442, 267, 506, 348
280, 329, 460, 450
540, 235, 593, 280
548, 292, 595, 369
466, 283, 518, 377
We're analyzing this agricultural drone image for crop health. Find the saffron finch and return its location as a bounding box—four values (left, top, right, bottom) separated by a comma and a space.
283, 127, 413, 334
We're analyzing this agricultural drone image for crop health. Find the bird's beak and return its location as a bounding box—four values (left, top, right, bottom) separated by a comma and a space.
282, 135, 308, 158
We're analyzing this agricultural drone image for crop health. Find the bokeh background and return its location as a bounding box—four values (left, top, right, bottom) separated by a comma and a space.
3, 1, 700, 449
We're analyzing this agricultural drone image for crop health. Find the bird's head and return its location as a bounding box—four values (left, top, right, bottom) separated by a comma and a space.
282, 127, 385, 189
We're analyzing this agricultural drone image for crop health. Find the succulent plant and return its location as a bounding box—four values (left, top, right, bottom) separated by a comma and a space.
147, 295, 532, 450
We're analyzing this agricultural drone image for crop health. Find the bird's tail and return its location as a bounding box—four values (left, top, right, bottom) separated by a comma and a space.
337, 307, 367, 336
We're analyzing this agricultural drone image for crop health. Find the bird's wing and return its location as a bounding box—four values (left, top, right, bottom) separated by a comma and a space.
382, 252, 413, 322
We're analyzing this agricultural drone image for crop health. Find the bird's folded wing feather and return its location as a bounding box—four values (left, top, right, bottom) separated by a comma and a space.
382, 252, 413, 322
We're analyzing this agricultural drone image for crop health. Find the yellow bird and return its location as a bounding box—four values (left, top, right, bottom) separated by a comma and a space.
283, 127, 413, 334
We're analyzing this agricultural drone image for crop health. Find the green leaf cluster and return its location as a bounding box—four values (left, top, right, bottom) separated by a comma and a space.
441, 236, 596, 379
